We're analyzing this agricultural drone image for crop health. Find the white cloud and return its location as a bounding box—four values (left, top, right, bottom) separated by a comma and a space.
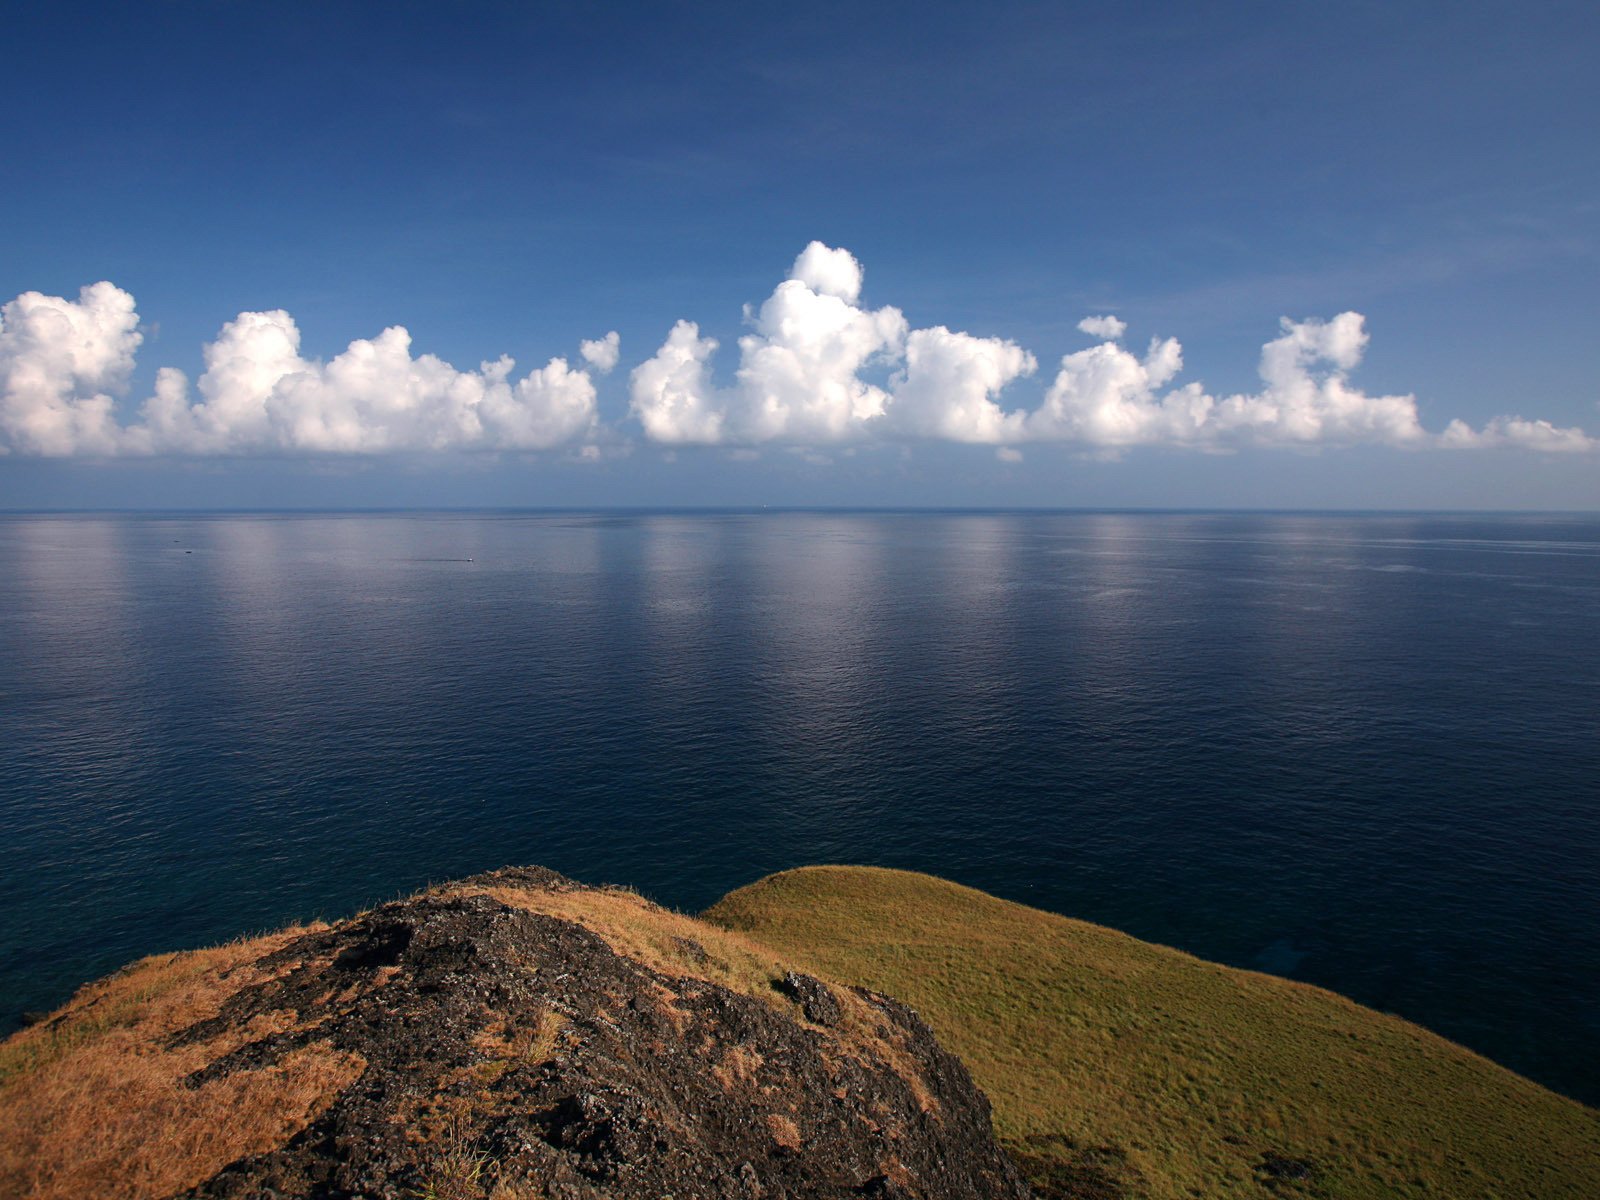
135, 312, 596, 454
1077, 314, 1127, 340
629, 249, 1595, 455
1439, 416, 1598, 452
733, 252, 908, 441
580, 330, 620, 374
0, 286, 598, 456
1217, 313, 1427, 447
1026, 335, 1208, 446
631, 243, 908, 444
789, 241, 865, 303
628, 320, 725, 444
632, 241, 1031, 445
885, 326, 1034, 443
4, 252, 1596, 460
996, 446, 1024, 463
1027, 314, 1431, 450
0, 282, 142, 456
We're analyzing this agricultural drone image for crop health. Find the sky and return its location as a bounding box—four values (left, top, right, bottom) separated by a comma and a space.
2, 0, 1597, 509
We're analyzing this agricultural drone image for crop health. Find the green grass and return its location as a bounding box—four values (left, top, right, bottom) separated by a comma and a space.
706, 865, 1600, 1199
10, 869, 1596, 1199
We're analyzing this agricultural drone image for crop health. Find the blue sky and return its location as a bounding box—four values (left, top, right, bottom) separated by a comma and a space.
2, 0, 1596, 508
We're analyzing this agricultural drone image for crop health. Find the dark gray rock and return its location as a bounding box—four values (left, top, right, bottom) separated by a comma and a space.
776, 971, 844, 1028
171, 868, 1030, 1200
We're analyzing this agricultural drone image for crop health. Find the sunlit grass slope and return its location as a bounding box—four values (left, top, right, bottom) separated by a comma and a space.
706, 865, 1600, 1200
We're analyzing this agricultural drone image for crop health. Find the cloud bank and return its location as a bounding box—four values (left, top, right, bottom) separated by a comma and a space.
631, 243, 1595, 455
2, 245, 1592, 457
1, 286, 604, 456
1023, 312, 1431, 450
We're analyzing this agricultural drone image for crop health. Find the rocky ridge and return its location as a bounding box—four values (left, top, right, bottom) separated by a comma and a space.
22, 866, 1029, 1200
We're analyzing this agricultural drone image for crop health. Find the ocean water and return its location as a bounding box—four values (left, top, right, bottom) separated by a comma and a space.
1, 510, 1596, 1104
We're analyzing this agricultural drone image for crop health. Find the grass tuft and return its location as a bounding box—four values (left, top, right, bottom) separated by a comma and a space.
0, 926, 359, 1200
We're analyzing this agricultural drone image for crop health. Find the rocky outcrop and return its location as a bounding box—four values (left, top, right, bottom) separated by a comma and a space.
168, 866, 1029, 1199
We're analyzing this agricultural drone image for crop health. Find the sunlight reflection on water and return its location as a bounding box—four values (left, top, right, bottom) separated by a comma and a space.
0, 509, 1596, 1101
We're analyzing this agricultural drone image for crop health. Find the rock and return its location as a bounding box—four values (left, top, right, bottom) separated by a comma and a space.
672, 936, 712, 966
775, 971, 843, 1027
169, 867, 1029, 1200
1257, 1151, 1315, 1184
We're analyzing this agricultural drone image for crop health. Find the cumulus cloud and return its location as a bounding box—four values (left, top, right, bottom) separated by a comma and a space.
133, 313, 596, 454
631, 244, 906, 443
886, 326, 1034, 443
0, 282, 142, 456
628, 320, 726, 444
3, 249, 1595, 459
632, 246, 1592, 455
732, 253, 908, 441
1026, 335, 1203, 446
580, 331, 620, 374
789, 241, 865, 303
630, 245, 1457, 452
0, 286, 599, 456
1229, 313, 1426, 446
1077, 314, 1127, 340
1028, 313, 1429, 450
1438, 416, 1598, 452
630, 241, 1032, 445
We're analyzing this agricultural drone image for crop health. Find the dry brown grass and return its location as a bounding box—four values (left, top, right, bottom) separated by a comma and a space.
0, 927, 363, 1200
413, 1134, 489, 1200
711, 1042, 764, 1093
454, 882, 941, 1114
830, 987, 941, 1117
455, 883, 795, 1008
470, 1006, 568, 1072
767, 1112, 802, 1151
3, 877, 1000, 1199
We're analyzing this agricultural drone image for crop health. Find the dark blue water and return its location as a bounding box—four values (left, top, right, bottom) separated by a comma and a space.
1, 511, 1596, 1103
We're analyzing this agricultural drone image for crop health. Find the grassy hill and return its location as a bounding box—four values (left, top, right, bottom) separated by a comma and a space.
4, 864, 1596, 1199
706, 865, 1600, 1199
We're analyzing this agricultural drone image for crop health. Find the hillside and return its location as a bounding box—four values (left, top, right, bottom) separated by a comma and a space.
0, 866, 1025, 1200
706, 865, 1600, 1199
4, 864, 1596, 1200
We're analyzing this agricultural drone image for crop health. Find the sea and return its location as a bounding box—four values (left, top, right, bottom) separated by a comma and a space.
1, 510, 1596, 1104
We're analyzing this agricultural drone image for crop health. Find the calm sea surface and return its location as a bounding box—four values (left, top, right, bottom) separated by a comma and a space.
1, 511, 1596, 1102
